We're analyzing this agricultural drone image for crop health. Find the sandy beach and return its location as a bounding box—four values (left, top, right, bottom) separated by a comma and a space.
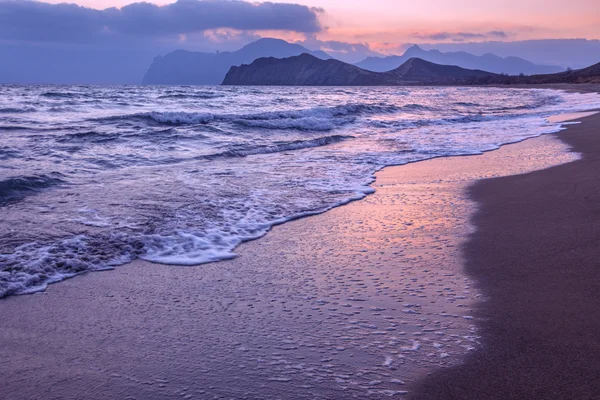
1, 98, 594, 398
2, 0, 600, 397
410, 106, 600, 398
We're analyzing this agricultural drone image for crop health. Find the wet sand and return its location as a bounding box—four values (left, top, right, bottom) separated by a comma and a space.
410, 112, 600, 399
0, 115, 587, 399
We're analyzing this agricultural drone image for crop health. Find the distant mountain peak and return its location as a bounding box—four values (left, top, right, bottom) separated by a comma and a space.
254, 38, 288, 44
296, 52, 317, 60
241, 38, 289, 49
142, 38, 331, 85
356, 47, 564, 75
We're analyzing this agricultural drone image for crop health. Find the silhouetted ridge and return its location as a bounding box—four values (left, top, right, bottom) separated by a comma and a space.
389, 57, 495, 81
222, 54, 501, 86
223, 53, 399, 86
223, 54, 600, 86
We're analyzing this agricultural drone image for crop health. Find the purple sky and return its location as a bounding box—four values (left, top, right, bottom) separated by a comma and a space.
37, 0, 599, 53
1, 0, 599, 84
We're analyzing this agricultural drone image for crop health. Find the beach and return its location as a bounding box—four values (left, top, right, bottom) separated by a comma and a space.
411, 103, 600, 398
1, 0, 600, 397
0, 99, 595, 398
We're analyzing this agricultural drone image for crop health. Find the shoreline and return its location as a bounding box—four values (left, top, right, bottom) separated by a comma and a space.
410, 110, 600, 397
6, 87, 597, 299
0, 107, 588, 398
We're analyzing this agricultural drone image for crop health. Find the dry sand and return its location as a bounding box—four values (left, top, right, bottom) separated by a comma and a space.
410, 112, 600, 399
0, 113, 591, 399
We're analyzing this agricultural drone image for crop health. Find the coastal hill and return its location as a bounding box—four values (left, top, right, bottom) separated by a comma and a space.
512, 61, 600, 84
222, 53, 402, 86
222, 54, 501, 86
355, 45, 564, 75
223, 54, 600, 86
387, 57, 496, 82
142, 38, 331, 85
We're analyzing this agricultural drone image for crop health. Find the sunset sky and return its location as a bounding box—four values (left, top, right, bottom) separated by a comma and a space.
37, 0, 599, 52
2, 0, 599, 83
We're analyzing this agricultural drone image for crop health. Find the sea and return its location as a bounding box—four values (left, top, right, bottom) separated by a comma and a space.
1, 85, 600, 297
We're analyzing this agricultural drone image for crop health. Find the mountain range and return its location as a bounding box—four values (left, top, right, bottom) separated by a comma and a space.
1, 38, 596, 85
222, 54, 501, 86
355, 45, 563, 75
419, 39, 600, 70
142, 38, 330, 85
222, 54, 600, 86
143, 39, 568, 86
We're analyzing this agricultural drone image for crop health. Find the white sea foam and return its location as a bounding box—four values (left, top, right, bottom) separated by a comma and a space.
147, 111, 217, 125
1, 85, 600, 297
110, 103, 404, 131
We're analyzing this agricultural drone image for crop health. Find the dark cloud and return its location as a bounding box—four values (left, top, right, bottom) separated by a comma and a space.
413, 31, 508, 42
487, 30, 509, 38
0, 0, 323, 43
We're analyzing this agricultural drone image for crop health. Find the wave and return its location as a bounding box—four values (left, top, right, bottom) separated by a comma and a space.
0, 233, 133, 298
229, 104, 400, 131
0, 124, 71, 132
41, 91, 76, 98
158, 93, 224, 100
96, 103, 404, 131
400, 103, 436, 111
493, 94, 563, 112
55, 128, 201, 147
441, 114, 490, 124
56, 130, 122, 144
0, 107, 36, 114
0, 147, 20, 160
207, 135, 353, 159
453, 102, 481, 107
368, 110, 538, 130
0, 125, 28, 131
0, 183, 370, 298
95, 111, 215, 126
49, 106, 78, 113
234, 115, 347, 131
4, 85, 599, 300
146, 111, 216, 125
0, 173, 66, 205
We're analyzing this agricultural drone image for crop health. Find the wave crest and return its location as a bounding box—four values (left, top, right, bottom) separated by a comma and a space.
0, 173, 66, 205
97, 103, 403, 131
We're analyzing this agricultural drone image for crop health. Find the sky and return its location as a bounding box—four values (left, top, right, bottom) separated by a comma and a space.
0, 0, 599, 83
35, 0, 599, 52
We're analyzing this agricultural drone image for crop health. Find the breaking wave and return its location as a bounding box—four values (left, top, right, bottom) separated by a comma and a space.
3, 85, 600, 298
97, 103, 404, 131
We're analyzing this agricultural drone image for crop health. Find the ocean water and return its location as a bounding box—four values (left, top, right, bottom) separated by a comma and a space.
1, 85, 599, 297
